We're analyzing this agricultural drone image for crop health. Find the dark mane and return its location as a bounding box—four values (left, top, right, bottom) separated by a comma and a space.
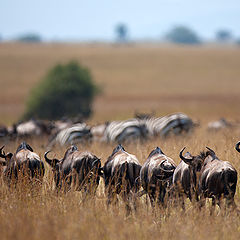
199, 150, 215, 159
148, 147, 164, 158
107, 144, 125, 162
63, 145, 78, 160
16, 142, 33, 153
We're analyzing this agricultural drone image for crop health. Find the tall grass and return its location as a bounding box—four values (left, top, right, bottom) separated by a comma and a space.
0, 125, 240, 240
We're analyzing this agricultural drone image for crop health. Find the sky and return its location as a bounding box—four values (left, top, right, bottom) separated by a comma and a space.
1, 0, 240, 41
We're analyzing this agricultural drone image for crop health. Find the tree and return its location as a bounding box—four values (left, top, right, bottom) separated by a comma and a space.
216, 30, 232, 42
166, 26, 200, 44
115, 23, 128, 42
23, 61, 99, 120
17, 33, 41, 43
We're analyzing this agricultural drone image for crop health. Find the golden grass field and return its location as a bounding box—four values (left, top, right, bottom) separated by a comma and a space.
0, 43, 240, 240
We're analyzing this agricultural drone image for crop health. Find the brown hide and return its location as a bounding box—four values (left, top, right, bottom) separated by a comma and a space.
103, 145, 141, 195
179, 147, 237, 205
140, 147, 176, 204
45, 145, 101, 192
0, 142, 45, 185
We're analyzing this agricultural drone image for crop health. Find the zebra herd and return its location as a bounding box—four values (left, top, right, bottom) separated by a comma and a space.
0, 141, 239, 214
0, 112, 195, 146
51, 112, 195, 145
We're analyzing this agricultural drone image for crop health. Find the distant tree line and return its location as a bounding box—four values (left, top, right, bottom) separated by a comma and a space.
113, 23, 240, 45
0, 25, 240, 45
17, 33, 42, 43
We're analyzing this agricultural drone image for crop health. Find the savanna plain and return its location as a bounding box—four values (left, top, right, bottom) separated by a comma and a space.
0, 43, 240, 240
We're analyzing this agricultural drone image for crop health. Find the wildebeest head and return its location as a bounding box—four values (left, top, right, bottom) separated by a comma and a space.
179, 147, 214, 172
235, 142, 240, 153
44, 147, 69, 187
45, 145, 78, 167
179, 146, 216, 189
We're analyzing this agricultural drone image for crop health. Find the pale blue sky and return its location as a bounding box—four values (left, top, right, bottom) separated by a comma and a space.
1, 0, 240, 41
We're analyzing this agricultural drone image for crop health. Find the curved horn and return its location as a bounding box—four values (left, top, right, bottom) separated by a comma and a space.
235, 142, 240, 153
0, 145, 6, 159
206, 147, 215, 155
179, 147, 193, 163
44, 150, 53, 165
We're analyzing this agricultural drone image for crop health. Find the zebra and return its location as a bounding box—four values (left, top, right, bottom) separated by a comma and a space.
145, 112, 194, 138
49, 123, 92, 146
102, 118, 148, 143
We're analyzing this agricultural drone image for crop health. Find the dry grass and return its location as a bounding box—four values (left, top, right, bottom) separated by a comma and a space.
1, 129, 240, 240
0, 43, 240, 239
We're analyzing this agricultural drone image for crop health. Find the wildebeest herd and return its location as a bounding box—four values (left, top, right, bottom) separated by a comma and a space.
0, 140, 239, 215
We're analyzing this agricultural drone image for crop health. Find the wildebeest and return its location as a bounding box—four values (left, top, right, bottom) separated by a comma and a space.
0, 124, 8, 138
140, 147, 176, 206
207, 118, 233, 131
0, 142, 45, 185
102, 145, 142, 213
179, 147, 237, 210
13, 119, 51, 137
172, 149, 200, 208
0, 146, 7, 176
44, 145, 101, 193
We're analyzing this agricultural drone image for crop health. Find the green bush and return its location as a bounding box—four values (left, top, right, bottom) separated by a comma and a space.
23, 61, 99, 120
